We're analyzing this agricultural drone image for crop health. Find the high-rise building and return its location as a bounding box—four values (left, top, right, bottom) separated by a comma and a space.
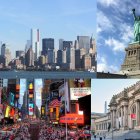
1, 43, 6, 56
77, 36, 90, 53
70, 47, 75, 70
42, 38, 54, 55
38, 55, 46, 66
63, 41, 73, 50
75, 49, 81, 69
57, 50, 63, 65
5, 48, 12, 66
48, 49, 54, 64
59, 39, 64, 50
80, 48, 86, 59
16, 50, 24, 58
54, 48, 58, 63
82, 54, 91, 70
31, 29, 40, 60
25, 48, 34, 67
62, 50, 67, 63
74, 40, 79, 50
90, 36, 96, 55
66, 46, 75, 70
25, 40, 31, 53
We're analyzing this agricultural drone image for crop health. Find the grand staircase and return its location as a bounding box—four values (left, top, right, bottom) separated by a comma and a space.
106, 130, 140, 140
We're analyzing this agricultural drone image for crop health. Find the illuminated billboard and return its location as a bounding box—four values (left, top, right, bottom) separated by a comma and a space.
69, 79, 91, 100
29, 103, 34, 115
59, 114, 84, 124
5, 105, 10, 118
41, 106, 45, 116
9, 92, 14, 106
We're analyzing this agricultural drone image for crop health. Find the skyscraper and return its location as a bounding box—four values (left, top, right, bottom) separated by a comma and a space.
66, 47, 75, 70
62, 50, 66, 63
31, 29, 40, 61
57, 50, 63, 65
77, 36, 90, 53
47, 49, 54, 64
25, 48, 34, 67
63, 41, 73, 50
59, 39, 64, 50
82, 54, 91, 70
1, 43, 6, 56
75, 49, 81, 69
16, 50, 24, 58
5, 48, 12, 66
74, 40, 79, 50
42, 38, 54, 55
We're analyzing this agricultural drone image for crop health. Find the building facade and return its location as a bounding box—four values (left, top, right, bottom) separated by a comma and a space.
94, 81, 140, 137
31, 29, 40, 61
42, 38, 54, 55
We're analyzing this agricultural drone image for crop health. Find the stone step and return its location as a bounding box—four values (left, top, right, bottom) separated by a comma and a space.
107, 130, 140, 140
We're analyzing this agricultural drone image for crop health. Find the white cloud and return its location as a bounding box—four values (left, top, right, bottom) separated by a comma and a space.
105, 37, 126, 51
97, 55, 119, 72
97, 25, 102, 33
120, 23, 133, 42
97, 11, 114, 32
98, 0, 118, 7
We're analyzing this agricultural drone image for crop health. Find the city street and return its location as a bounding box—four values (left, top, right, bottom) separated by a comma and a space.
0, 119, 91, 140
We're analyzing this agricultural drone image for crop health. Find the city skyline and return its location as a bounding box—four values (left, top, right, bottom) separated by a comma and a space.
0, 0, 96, 57
97, 0, 140, 73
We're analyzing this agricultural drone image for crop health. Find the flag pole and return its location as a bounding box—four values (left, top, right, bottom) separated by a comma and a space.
64, 79, 68, 140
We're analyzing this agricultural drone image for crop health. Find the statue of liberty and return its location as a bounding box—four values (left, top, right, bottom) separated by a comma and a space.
132, 9, 140, 42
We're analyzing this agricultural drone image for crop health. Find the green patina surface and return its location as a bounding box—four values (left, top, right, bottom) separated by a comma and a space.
132, 9, 140, 42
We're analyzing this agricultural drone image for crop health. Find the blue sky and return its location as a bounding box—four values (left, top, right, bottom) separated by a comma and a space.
0, 0, 96, 58
97, 0, 140, 73
91, 79, 139, 113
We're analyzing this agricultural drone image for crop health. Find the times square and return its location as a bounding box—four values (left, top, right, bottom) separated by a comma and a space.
0, 78, 91, 140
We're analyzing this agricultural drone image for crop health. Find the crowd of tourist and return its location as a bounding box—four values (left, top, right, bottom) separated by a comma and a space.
0, 119, 91, 140
38, 122, 90, 140
0, 121, 30, 140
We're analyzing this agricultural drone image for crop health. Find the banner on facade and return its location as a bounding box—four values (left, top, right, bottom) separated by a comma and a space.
131, 114, 136, 119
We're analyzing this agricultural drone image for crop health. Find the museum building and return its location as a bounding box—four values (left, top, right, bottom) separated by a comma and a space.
94, 81, 140, 136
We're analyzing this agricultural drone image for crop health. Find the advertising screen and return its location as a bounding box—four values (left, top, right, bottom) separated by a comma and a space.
9, 92, 14, 106
69, 79, 91, 100
29, 103, 34, 115
59, 114, 84, 124
5, 106, 10, 118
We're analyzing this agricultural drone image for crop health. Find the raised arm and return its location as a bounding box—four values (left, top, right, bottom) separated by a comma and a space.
132, 9, 137, 20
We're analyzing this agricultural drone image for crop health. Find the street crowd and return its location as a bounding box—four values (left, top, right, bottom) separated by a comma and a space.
0, 121, 30, 140
38, 122, 90, 140
0, 119, 91, 140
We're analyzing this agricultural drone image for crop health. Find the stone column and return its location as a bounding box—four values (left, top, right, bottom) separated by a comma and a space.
136, 101, 140, 126
121, 106, 123, 128
111, 110, 113, 129
113, 110, 116, 128
124, 105, 128, 128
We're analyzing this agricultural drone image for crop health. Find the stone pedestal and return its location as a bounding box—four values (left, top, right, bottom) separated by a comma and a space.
121, 42, 140, 71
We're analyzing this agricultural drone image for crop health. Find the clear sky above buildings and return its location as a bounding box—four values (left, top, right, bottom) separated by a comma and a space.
0, 0, 96, 57
97, 0, 140, 73
91, 79, 139, 113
